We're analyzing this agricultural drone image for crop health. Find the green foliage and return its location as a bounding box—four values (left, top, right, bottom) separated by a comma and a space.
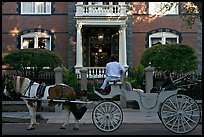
2, 49, 64, 77
62, 66, 78, 90
140, 44, 197, 73
159, 2, 202, 28
126, 64, 144, 89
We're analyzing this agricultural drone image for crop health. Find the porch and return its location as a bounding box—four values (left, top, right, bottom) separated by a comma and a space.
77, 67, 106, 79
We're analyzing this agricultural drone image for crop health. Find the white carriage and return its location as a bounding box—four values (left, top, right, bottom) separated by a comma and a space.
92, 74, 201, 134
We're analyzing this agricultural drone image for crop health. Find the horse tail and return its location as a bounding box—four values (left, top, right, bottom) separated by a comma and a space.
70, 103, 87, 120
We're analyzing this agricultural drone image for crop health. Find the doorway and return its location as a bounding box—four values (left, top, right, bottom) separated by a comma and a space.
83, 27, 119, 67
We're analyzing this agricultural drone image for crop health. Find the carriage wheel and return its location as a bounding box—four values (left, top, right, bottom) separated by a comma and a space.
160, 94, 200, 134
92, 101, 123, 132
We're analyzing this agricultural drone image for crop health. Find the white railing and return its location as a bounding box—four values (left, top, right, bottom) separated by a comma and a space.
76, 67, 106, 79
75, 4, 127, 17
86, 67, 106, 79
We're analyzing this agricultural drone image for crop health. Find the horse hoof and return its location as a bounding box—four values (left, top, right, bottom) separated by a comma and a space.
27, 127, 35, 130
73, 127, 78, 130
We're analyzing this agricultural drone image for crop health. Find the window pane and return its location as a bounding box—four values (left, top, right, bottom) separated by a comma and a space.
45, 2, 51, 13
21, 2, 33, 13
22, 38, 34, 48
166, 38, 177, 44
151, 38, 162, 46
36, 2, 47, 13
38, 38, 50, 49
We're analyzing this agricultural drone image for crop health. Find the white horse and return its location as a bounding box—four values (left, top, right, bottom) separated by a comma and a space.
3, 75, 87, 130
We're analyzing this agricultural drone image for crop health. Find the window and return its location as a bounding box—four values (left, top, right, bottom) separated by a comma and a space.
21, 32, 52, 50
149, 2, 178, 15
149, 32, 179, 47
21, 2, 51, 14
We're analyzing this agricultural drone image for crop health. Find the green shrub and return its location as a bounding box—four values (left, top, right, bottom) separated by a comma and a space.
140, 44, 197, 73
2, 49, 64, 77
62, 66, 78, 90
126, 64, 145, 89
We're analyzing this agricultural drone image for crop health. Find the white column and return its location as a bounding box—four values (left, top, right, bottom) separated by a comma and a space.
75, 24, 83, 73
119, 27, 123, 64
119, 24, 128, 68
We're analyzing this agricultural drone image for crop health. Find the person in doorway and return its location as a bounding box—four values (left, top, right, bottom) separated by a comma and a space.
96, 54, 126, 94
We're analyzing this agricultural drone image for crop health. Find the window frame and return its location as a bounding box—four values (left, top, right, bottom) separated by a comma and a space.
21, 2, 51, 15
149, 32, 179, 47
20, 32, 52, 50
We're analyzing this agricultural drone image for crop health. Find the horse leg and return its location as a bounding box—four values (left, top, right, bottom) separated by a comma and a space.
73, 116, 79, 130
25, 100, 37, 130
60, 108, 71, 129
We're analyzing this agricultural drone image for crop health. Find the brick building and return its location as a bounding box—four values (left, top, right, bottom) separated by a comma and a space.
2, 2, 201, 77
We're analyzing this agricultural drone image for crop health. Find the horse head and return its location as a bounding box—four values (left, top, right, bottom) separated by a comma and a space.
3, 75, 16, 99
4, 75, 32, 99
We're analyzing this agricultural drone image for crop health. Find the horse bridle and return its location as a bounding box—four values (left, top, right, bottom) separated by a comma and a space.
4, 75, 16, 99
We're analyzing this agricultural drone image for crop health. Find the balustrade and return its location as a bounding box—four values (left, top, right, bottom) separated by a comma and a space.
76, 4, 126, 17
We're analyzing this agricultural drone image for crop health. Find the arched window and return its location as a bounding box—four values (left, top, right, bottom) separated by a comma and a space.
19, 31, 53, 50
146, 28, 182, 48
149, 32, 179, 47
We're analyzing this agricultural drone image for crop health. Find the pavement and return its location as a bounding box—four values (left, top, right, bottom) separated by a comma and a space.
2, 109, 162, 124
2, 100, 163, 124
2, 101, 202, 124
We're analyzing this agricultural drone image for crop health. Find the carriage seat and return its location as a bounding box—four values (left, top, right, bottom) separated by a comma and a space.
108, 80, 123, 85
124, 81, 144, 93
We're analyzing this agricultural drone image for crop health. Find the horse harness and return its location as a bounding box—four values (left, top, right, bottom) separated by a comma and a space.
22, 80, 34, 97
36, 83, 47, 98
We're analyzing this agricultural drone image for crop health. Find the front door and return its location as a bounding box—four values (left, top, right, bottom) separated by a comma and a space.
83, 27, 119, 67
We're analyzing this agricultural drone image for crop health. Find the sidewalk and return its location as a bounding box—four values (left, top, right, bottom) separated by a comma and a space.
2, 100, 202, 124
2, 109, 162, 124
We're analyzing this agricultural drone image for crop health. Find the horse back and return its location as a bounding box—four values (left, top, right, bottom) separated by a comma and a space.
47, 84, 76, 100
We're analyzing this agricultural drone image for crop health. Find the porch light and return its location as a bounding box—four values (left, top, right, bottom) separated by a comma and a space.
98, 47, 102, 52
98, 33, 104, 40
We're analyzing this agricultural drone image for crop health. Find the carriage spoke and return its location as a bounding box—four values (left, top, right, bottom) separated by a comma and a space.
163, 102, 177, 112
92, 101, 123, 132
180, 116, 187, 132
168, 99, 178, 110
184, 115, 198, 124
161, 94, 200, 134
